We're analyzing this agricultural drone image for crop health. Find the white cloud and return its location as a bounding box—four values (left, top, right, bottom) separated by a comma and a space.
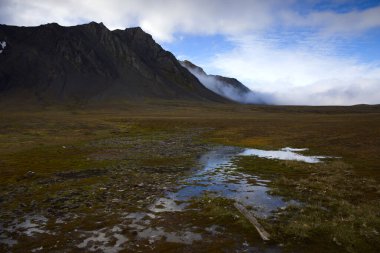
207, 35, 380, 105
2, 0, 380, 42
283, 5, 380, 35
0, 0, 285, 42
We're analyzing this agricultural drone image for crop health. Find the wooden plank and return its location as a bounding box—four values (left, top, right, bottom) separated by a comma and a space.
234, 202, 270, 241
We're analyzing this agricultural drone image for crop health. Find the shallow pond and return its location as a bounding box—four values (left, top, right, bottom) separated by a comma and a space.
150, 146, 329, 218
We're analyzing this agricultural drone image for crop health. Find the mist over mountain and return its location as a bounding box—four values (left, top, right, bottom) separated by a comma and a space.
0, 22, 227, 104
180, 60, 270, 104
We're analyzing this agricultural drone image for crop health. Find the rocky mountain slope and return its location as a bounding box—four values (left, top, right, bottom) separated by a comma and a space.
180, 60, 251, 99
0, 22, 227, 103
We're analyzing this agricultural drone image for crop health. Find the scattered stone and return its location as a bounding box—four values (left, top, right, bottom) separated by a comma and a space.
26, 171, 36, 177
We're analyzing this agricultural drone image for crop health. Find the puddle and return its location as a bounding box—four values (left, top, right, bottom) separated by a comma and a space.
123, 211, 203, 246
0, 215, 53, 248
150, 146, 331, 218
77, 226, 128, 253
0, 214, 50, 247
149, 197, 187, 213
240, 147, 332, 163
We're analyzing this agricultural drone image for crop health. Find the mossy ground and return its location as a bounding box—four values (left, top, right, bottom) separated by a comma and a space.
1, 101, 379, 252
235, 156, 380, 252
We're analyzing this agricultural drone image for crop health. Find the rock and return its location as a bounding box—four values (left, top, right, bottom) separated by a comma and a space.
112, 198, 121, 203
25, 171, 36, 177
147, 213, 156, 219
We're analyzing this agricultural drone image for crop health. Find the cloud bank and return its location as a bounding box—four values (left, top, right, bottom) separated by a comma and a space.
207, 35, 380, 105
2, 0, 380, 41
0, 0, 284, 41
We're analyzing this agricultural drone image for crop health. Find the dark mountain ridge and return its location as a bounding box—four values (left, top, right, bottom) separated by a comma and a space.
0, 22, 228, 103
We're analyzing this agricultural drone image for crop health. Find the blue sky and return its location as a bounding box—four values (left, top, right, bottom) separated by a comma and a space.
1, 0, 380, 104
163, 27, 380, 70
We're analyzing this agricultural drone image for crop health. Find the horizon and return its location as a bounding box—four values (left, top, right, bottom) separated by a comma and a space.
1, 0, 380, 105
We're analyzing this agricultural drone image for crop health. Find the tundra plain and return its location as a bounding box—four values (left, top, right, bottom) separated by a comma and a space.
0, 101, 379, 252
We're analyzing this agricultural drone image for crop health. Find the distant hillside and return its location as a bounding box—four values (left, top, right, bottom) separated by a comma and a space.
0, 22, 228, 104
180, 60, 259, 103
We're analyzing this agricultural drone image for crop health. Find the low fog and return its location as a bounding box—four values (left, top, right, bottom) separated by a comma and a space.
207, 35, 380, 106
183, 66, 274, 104
183, 62, 380, 106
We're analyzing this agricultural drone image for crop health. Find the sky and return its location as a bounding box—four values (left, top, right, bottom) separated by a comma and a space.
1, 0, 380, 105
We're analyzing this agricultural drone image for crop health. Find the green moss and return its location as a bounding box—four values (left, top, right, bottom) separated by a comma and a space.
187, 196, 257, 235
235, 156, 380, 252
0, 144, 116, 185
234, 156, 309, 179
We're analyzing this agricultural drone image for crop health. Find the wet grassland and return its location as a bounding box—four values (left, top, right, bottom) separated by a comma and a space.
0, 102, 379, 252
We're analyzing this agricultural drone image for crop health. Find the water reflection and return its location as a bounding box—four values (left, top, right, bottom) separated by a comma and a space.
150, 146, 325, 218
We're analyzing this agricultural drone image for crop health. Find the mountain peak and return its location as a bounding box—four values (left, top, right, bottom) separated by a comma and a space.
125, 26, 144, 32
78, 21, 109, 33
123, 26, 154, 41
41, 22, 60, 27
0, 23, 227, 103
85, 21, 107, 28
180, 60, 207, 75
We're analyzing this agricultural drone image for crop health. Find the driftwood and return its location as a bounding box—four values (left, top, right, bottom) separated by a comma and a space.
234, 202, 270, 241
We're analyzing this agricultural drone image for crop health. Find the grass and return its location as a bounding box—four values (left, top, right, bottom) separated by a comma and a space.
0, 100, 380, 252
235, 156, 380, 252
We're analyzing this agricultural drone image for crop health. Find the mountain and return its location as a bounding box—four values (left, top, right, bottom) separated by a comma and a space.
180, 60, 253, 102
0, 22, 228, 104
